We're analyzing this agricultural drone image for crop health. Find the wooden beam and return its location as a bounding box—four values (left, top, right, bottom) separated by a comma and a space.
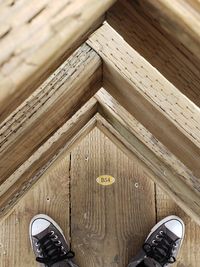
0, 43, 101, 187
0, 0, 116, 121
130, 0, 200, 61
96, 88, 200, 192
95, 92, 200, 225
87, 24, 200, 180
107, 0, 200, 107
0, 97, 97, 217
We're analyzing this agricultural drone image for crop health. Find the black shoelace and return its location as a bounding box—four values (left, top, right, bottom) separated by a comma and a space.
35, 231, 75, 267
143, 232, 177, 266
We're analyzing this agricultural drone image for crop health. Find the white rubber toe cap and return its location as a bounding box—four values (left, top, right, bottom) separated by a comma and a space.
165, 219, 184, 238
32, 218, 50, 236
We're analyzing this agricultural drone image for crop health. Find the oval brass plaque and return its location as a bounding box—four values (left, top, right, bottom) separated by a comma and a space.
96, 175, 115, 186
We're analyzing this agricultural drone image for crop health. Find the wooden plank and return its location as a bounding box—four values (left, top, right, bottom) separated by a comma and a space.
0, 0, 116, 121
96, 89, 200, 193
70, 127, 156, 267
96, 112, 200, 265
0, 150, 70, 267
107, 0, 200, 107
127, 0, 200, 61
0, 98, 97, 217
95, 110, 200, 226
156, 186, 200, 267
87, 24, 200, 180
0, 44, 101, 187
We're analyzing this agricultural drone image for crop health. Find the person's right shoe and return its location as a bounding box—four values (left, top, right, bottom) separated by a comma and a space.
128, 215, 185, 267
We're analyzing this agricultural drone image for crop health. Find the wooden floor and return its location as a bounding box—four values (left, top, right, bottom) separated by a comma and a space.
0, 127, 200, 267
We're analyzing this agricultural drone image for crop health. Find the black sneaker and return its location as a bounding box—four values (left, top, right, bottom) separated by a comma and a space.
29, 214, 79, 267
128, 215, 185, 267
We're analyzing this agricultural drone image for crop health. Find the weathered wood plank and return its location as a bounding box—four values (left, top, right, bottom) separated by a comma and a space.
129, 0, 200, 61
107, 0, 200, 107
87, 24, 200, 180
0, 0, 116, 121
0, 98, 97, 217
0, 44, 101, 187
70, 127, 155, 267
95, 108, 200, 225
96, 89, 200, 193
0, 151, 70, 267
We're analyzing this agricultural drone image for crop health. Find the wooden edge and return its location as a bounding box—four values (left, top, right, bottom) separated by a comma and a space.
0, 43, 102, 185
87, 23, 200, 179
0, 0, 116, 121
0, 97, 98, 218
95, 112, 200, 226
107, 0, 200, 107
129, 0, 200, 61
95, 88, 200, 192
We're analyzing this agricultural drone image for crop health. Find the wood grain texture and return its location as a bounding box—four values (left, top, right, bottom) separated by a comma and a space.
131, 0, 200, 61
96, 89, 200, 194
0, 151, 70, 267
87, 23, 200, 179
0, 126, 200, 266
0, 98, 97, 217
70, 127, 156, 267
107, 0, 200, 107
156, 186, 200, 267
96, 111, 200, 225
0, 0, 116, 121
0, 44, 101, 187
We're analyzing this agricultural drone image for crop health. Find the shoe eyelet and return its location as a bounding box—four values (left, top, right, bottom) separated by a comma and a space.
56, 240, 61, 245
53, 235, 58, 240
152, 240, 156, 244
37, 248, 42, 253
159, 231, 163, 235
156, 235, 160, 239
50, 230, 55, 236
35, 242, 39, 247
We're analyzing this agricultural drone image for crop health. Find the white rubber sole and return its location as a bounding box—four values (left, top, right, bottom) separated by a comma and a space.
29, 214, 68, 250
146, 215, 185, 248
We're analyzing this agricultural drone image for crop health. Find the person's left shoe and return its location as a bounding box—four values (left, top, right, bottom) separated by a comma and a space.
29, 214, 78, 267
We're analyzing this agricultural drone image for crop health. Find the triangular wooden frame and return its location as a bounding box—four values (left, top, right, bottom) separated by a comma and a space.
0, 2, 200, 228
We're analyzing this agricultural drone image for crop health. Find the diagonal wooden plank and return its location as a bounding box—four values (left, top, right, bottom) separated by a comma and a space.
0, 97, 97, 217
107, 0, 200, 107
0, 149, 70, 267
70, 127, 155, 267
87, 23, 200, 180
95, 89, 200, 193
126, 0, 200, 61
95, 107, 200, 225
0, 44, 101, 187
0, 0, 116, 121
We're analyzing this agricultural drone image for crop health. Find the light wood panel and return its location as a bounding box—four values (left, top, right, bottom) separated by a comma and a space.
0, 44, 101, 188
87, 24, 200, 180
107, 0, 200, 106
96, 89, 199, 194
0, 127, 200, 266
0, 0, 116, 121
131, 0, 200, 61
0, 98, 97, 217
70, 127, 156, 267
0, 150, 70, 267
95, 110, 200, 225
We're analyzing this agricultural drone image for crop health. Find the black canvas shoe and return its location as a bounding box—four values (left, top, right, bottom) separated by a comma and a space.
29, 214, 79, 267
128, 215, 185, 267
